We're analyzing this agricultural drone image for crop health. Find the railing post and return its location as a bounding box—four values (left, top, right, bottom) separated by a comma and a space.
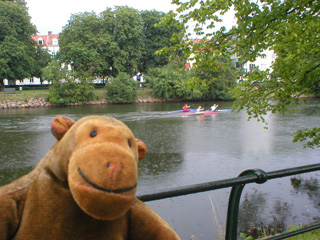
225, 169, 268, 240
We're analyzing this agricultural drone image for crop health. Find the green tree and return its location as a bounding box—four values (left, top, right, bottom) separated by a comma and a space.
139, 10, 183, 73
147, 54, 236, 101
147, 56, 195, 100
43, 60, 94, 104
59, 12, 106, 79
192, 55, 237, 100
169, 0, 320, 147
100, 6, 143, 76
32, 45, 52, 85
0, 0, 37, 89
106, 72, 137, 103
59, 7, 183, 80
60, 7, 143, 78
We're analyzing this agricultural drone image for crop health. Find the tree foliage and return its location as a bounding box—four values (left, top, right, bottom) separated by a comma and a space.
43, 61, 94, 104
169, 0, 320, 147
147, 56, 192, 100
100, 7, 143, 76
106, 72, 137, 103
139, 10, 183, 73
147, 55, 236, 100
0, 0, 36, 88
32, 45, 52, 84
59, 7, 183, 79
59, 12, 106, 78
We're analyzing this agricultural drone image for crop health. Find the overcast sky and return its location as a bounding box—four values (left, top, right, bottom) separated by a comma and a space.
26, 0, 177, 35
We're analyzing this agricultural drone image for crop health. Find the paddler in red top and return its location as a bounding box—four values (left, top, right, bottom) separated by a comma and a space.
182, 104, 191, 112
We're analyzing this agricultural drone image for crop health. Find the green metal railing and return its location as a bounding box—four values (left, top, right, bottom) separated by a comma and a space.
137, 163, 320, 240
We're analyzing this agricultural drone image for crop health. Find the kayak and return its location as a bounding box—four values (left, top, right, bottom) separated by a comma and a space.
167, 109, 197, 113
179, 109, 231, 116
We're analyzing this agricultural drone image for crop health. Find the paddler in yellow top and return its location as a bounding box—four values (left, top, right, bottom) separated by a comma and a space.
197, 106, 204, 112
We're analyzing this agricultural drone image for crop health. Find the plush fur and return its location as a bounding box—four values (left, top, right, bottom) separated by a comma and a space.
0, 115, 180, 240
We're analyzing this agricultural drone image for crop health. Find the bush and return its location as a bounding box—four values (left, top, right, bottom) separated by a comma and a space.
48, 79, 94, 104
106, 72, 137, 103
43, 61, 95, 104
146, 56, 188, 99
146, 55, 237, 101
147, 67, 177, 99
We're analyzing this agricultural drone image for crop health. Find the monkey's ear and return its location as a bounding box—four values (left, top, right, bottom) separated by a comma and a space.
136, 139, 147, 160
51, 116, 75, 140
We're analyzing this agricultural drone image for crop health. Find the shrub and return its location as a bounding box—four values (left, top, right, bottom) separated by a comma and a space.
146, 56, 188, 99
106, 72, 137, 103
48, 79, 94, 104
44, 61, 95, 104
146, 55, 237, 101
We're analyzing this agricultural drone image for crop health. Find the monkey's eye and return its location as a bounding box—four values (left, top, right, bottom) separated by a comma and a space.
90, 129, 98, 138
128, 139, 132, 148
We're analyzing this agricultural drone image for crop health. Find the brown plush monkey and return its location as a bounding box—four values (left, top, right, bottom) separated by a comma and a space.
0, 115, 180, 240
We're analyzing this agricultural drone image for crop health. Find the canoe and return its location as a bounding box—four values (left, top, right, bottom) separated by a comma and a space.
179, 109, 231, 116
167, 109, 197, 113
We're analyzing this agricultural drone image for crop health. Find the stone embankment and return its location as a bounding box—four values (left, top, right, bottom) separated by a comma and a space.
0, 97, 51, 109
0, 96, 169, 109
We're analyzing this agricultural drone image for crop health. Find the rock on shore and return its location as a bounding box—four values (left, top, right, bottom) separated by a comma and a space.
0, 97, 51, 109
0, 96, 176, 109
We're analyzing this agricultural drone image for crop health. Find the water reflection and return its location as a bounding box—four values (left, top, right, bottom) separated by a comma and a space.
237, 174, 320, 239
239, 190, 292, 239
291, 176, 320, 221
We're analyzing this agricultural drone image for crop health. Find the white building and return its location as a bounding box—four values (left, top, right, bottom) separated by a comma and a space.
185, 39, 276, 73
32, 31, 60, 58
232, 49, 276, 73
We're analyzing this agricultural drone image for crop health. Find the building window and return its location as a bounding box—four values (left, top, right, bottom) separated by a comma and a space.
236, 62, 243, 69
249, 64, 256, 72
260, 55, 266, 59
52, 39, 58, 45
38, 39, 43, 45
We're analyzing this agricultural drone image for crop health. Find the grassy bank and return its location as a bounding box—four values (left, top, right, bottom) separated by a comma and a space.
0, 89, 49, 102
286, 226, 320, 240
240, 225, 320, 240
0, 88, 155, 102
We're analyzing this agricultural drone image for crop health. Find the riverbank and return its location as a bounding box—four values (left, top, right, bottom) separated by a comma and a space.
0, 92, 173, 109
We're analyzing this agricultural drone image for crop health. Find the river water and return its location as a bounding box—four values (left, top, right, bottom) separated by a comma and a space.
0, 99, 319, 239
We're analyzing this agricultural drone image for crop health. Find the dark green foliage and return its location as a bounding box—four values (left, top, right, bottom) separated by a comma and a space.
59, 7, 183, 80
32, 45, 52, 84
0, 0, 37, 88
147, 56, 236, 100
147, 67, 179, 99
147, 56, 187, 99
43, 61, 94, 104
139, 10, 183, 73
48, 80, 94, 104
106, 72, 137, 103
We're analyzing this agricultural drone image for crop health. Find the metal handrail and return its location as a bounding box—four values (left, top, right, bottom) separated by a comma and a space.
137, 163, 320, 240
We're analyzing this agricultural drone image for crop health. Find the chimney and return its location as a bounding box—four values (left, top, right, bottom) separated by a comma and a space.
48, 31, 52, 35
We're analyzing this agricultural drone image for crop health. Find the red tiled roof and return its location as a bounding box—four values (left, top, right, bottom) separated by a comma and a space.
191, 39, 202, 43
31, 33, 59, 46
